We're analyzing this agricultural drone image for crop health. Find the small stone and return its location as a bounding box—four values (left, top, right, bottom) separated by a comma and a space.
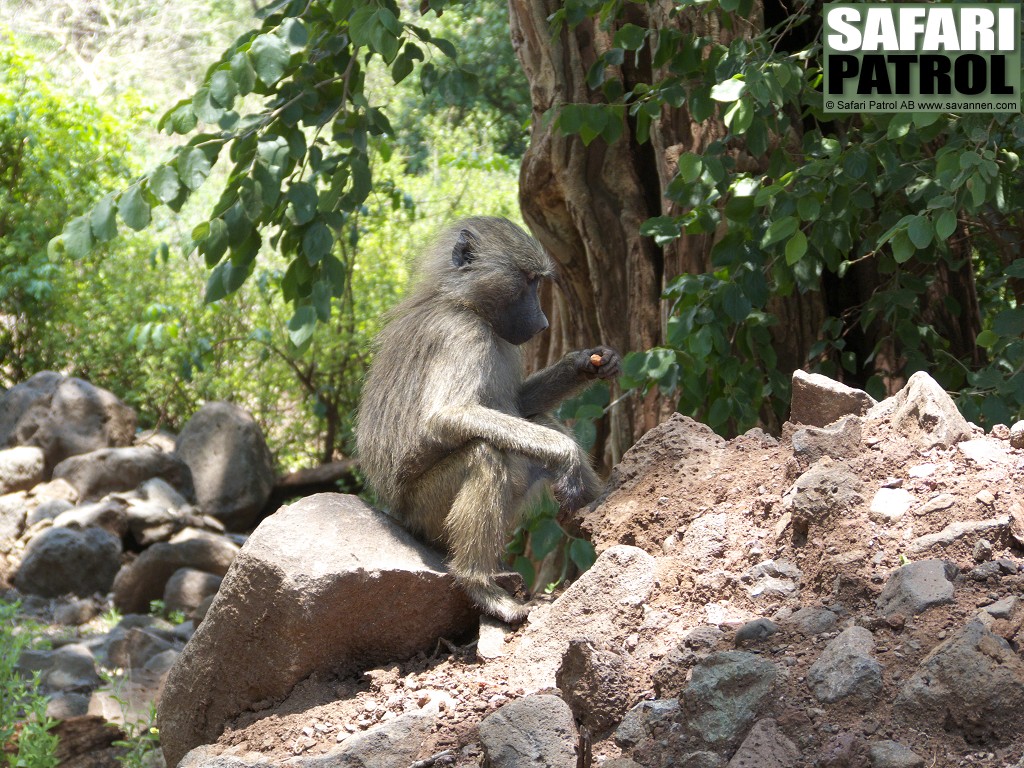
868, 739, 925, 768
976, 490, 995, 507
982, 596, 1018, 619
1010, 420, 1024, 449
787, 607, 838, 636
914, 493, 955, 517
990, 424, 1010, 440
876, 559, 956, 617
869, 488, 916, 522
734, 618, 780, 647
807, 626, 883, 704
973, 539, 994, 563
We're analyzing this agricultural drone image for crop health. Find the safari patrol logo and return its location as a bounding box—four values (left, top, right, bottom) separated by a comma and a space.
823, 3, 1022, 113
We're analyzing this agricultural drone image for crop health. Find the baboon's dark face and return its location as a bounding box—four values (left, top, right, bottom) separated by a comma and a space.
448, 223, 552, 346
493, 274, 548, 345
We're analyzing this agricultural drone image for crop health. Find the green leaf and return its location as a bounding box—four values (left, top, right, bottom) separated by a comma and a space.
90, 195, 118, 242
151, 164, 182, 203
209, 69, 237, 108
231, 52, 257, 95
907, 216, 933, 249
118, 184, 151, 230
287, 182, 318, 225
975, 329, 999, 348
640, 216, 681, 245
204, 263, 229, 303
177, 148, 212, 191
723, 98, 753, 134
677, 152, 702, 182
192, 87, 224, 124
891, 230, 914, 263
199, 218, 229, 267
710, 78, 745, 102
288, 305, 317, 347
993, 307, 1024, 336
513, 556, 536, 590
568, 538, 597, 572
250, 33, 291, 86
613, 23, 647, 51
762, 216, 798, 247
785, 229, 808, 265
721, 284, 752, 322
302, 221, 334, 264
280, 18, 308, 53
797, 196, 820, 221
63, 216, 93, 259
529, 517, 563, 560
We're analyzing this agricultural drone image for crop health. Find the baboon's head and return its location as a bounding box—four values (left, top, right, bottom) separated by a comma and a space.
421, 217, 555, 346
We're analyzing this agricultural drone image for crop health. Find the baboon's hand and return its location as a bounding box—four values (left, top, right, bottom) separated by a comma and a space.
576, 346, 621, 379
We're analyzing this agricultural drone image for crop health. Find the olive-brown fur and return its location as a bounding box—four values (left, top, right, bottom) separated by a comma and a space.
356, 217, 620, 622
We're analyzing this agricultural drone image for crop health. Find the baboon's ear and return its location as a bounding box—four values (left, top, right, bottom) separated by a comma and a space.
452, 229, 477, 268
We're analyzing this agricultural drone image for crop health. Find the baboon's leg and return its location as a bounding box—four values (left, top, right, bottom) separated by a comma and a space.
402, 441, 531, 623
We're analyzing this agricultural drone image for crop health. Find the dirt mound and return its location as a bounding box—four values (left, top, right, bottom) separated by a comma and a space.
193, 373, 1024, 767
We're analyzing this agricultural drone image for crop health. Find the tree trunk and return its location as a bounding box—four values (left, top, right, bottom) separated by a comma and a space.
508, 0, 829, 453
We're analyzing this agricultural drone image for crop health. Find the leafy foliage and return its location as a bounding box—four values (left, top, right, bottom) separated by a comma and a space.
555, 0, 1024, 433
0, 35, 132, 384
0, 601, 59, 768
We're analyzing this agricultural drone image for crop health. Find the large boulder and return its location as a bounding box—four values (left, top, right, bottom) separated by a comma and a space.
174, 402, 275, 531
53, 447, 195, 504
0, 372, 136, 474
158, 493, 478, 767
14, 526, 122, 597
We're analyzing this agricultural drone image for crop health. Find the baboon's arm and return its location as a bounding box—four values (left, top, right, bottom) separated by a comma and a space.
519, 346, 621, 418
426, 405, 582, 470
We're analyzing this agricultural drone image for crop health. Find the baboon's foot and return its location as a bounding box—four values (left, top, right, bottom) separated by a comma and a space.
462, 577, 530, 624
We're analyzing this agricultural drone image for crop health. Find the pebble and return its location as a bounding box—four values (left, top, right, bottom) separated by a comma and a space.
1010, 420, 1024, 449
976, 490, 996, 506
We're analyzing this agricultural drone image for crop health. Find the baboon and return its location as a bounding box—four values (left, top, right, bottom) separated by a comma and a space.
356, 217, 620, 623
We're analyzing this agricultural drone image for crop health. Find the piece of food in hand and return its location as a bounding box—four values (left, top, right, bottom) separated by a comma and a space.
590, 353, 603, 366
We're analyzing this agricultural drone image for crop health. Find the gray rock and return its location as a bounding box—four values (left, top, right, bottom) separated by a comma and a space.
744, 559, 801, 597
54, 598, 100, 626
0, 372, 136, 474
868, 740, 925, 768
734, 618, 780, 647
20, 643, 100, 693
614, 699, 681, 749
786, 458, 863, 529
53, 497, 130, 538
876, 559, 956, 617
789, 370, 876, 428
726, 719, 800, 768
301, 710, 434, 767
14, 526, 122, 597
163, 568, 223, 616
45, 691, 91, 719
895, 620, 1024, 745
0, 446, 45, 494
158, 493, 479, 768
792, 416, 862, 463
27, 498, 74, 526
787, 606, 838, 635
556, 639, 630, 734
108, 627, 176, 671
53, 446, 195, 504
807, 626, 883, 703
506, 545, 656, 692
0, 491, 26, 551
982, 596, 1018, 619
866, 371, 970, 449
479, 695, 577, 768
112, 530, 239, 613
906, 516, 1008, 556
680, 651, 778, 750
175, 402, 275, 531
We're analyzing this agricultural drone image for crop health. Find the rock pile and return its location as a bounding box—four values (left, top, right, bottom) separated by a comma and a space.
5, 368, 1024, 768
